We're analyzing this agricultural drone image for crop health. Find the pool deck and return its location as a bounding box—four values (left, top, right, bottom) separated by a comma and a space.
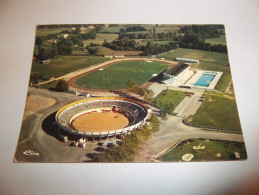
176, 70, 223, 90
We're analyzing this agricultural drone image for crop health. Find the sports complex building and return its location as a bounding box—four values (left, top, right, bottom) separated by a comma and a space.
55, 97, 149, 138
162, 59, 223, 90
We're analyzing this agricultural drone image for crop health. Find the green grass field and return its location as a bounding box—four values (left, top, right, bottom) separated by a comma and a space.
157, 138, 247, 162
205, 35, 227, 45
152, 90, 187, 112
83, 33, 119, 45
90, 46, 143, 56
158, 48, 231, 92
99, 25, 125, 33
75, 60, 169, 90
32, 56, 109, 80
187, 92, 242, 131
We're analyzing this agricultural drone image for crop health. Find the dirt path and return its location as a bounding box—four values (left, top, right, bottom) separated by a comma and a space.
225, 80, 232, 94
23, 95, 56, 120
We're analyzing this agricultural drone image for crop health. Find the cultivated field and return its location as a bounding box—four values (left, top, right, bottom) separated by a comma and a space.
187, 92, 242, 131
32, 56, 109, 80
75, 60, 169, 90
83, 33, 119, 45
99, 25, 126, 33
90, 46, 143, 56
158, 48, 231, 92
36, 27, 72, 37
157, 138, 247, 162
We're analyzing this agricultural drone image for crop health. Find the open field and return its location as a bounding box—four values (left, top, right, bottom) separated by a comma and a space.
36, 27, 72, 37
139, 40, 175, 46
158, 48, 231, 92
23, 95, 56, 119
83, 33, 119, 45
157, 138, 247, 162
152, 90, 188, 112
99, 25, 125, 33
32, 56, 109, 80
75, 60, 169, 90
144, 24, 180, 33
71, 50, 89, 55
158, 48, 229, 65
90, 46, 143, 56
205, 35, 227, 45
187, 92, 242, 131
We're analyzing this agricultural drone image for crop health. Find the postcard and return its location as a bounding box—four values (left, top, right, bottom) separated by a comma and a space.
14, 24, 247, 162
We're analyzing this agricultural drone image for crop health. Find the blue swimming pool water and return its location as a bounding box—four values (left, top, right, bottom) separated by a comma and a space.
194, 73, 216, 87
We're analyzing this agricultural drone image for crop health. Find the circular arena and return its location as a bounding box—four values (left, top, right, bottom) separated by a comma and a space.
55, 97, 149, 138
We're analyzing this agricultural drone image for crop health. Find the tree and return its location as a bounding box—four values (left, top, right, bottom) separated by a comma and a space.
55, 79, 68, 92
87, 47, 99, 55
30, 71, 40, 84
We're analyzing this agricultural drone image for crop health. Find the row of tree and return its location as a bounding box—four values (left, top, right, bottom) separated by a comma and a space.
91, 114, 160, 162
179, 25, 224, 38
103, 38, 179, 55
119, 31, 175, 40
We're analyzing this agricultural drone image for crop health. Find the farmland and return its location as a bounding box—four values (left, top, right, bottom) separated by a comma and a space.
75, 60, 169, 90
89, 46, 143, 56
36, 27, 72, 37
83, 33, 119, 45
205, 35, 227, 45
32, 56, 109, 80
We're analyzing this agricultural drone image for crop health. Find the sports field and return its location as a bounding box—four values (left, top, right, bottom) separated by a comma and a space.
74, 60, 169, 90
157, 139, 247, 162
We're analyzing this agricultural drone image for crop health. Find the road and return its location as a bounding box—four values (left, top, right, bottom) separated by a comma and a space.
14, 88, 98, 162
134, 89, 245, 162
15, 87, 245, 163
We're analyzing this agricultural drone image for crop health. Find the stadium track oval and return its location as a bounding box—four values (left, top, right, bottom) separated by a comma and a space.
67, 58, 176, 92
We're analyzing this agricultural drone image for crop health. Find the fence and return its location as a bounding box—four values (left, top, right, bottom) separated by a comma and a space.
182, 117, 242, 134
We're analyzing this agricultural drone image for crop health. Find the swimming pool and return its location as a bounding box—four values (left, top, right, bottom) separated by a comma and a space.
194, 73, 216, 87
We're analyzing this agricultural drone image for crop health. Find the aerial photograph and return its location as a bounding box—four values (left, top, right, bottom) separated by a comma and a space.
14, 24, 247, 163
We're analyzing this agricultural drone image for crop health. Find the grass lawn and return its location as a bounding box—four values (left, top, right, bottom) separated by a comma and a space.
83, 33, 119, 45
158, 48, 231, 92
71, 50, 89, 55
187, 92, 242, 131
99, 25, 126, 33
75, 60, 169, 90
152, 90, 187, 112
157, 138, 247, 162
205, 35, 227, 45
31, 56, 109, 80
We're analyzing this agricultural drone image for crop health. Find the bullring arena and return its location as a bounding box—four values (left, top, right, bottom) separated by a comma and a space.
55, 97, 149, 138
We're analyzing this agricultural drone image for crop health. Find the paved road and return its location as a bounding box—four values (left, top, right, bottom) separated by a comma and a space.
134, 88, 245, 162
14, 88, 97, 162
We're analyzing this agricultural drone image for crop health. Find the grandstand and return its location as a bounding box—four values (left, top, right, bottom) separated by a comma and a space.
55, 97, 149, 138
